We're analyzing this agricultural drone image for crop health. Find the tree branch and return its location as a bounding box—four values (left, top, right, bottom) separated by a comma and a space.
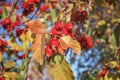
7, 0, 19, 18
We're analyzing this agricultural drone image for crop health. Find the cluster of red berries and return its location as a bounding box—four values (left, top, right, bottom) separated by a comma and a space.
45, 22, 74, 57
71, 10, 87, 23
1, 17, 21, 32
22, 0, 39, 16
39, 4, 49, 13
75, 31, 93, 49
50, 22, 74, 38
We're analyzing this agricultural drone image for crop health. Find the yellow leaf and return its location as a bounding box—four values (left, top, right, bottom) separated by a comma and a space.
26, 20, 47, 35
32, 34, 45, 65
7, 40, 21, 51
25, 29, 33, 42
69, 40, 81, 55
4, 72, 18, 80
59, 36, 72, 50
0, 51, 2, 62
59, 36, 81, 55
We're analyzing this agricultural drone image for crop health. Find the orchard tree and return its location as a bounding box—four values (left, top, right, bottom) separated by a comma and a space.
0, 0, 120, 80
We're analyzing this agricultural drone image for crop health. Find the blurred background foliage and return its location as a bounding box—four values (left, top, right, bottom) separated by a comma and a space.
0, 0, 120, 80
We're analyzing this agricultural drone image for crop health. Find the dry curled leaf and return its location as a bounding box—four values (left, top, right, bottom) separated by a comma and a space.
26, 20, 47, 34
0, 51, 2, 62
59, 36, 81, 55
31, 34, 45, 65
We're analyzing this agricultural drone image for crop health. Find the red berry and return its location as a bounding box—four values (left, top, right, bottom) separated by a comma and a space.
45, 46, 53, 57
3, 40, 7, 47
54, 22, 64, 30
88, 42, 93, 48
86, 36, 92, 42
22, 2, 28, 8
0, 39, 4, 46
64, 22, 73, 31
61, 28, 68, 36
98, 69, 108, 77
81, 11, 87, 17
16, 28, 24, 37
96, 39, 100, 45
39, 5, 44, 12
15, 20, 20, 26
33, 0, 39, 3
51, 2, 57, 9
117, 65, 120, 70
49, 38, 59, 48
0, 9, 3, 14
50, 28, 57, 36
27, 0, 34, 5
0, 77, 5, 80
4, 18, 11, 25
44, 4, 49, 11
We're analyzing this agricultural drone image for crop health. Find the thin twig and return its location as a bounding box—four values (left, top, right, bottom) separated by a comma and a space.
114, 45, 120, 58
7, 0, 19, 18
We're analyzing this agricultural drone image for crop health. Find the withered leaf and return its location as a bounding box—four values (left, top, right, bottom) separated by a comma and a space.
31, 34, 45, 65
59, 36, 81, 55
0, 51, 2, 62
26, 20, 47, 35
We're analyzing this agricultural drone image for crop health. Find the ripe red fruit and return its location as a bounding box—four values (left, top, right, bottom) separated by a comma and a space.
0, 39, 4, 46
16, 28, 24, 37
64, 22, 73, 31
0, 77, 5, 80
86, 36, 92, 42
98, 69, 108, 77
61, 28, 68, 36
49, 38, 59, 48
15, 20, 20, 26
43, 4, 49, 12
54, 22, 64, 30
39, 5, 44, 12
45, 46, 53, 57
117, 65, 120, 70
22, 2, 28, 8
4, 18, 11, 25
81, 11, 87, 18
50, 28, 57, 36
27, 0, 34, 5
0, 9, 3, 14
3, 40, 7, 47
33, 0, 39, 3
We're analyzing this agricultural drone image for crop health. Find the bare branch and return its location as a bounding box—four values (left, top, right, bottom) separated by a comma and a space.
7, 0, 19, 18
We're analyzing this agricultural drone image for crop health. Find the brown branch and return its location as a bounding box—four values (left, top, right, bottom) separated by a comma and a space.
7, 0, 19, 18
114, 45, 120, 58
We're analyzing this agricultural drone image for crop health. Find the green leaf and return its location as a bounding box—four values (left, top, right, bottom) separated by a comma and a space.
109, 33, 117, 50
1, 8, 8, 19
16, 75, 22, 80
49, 54, 74, 80
50, 8, 56, 22
20, 57, 31, 80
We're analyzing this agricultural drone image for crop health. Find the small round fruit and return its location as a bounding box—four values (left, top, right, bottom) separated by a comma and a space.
45, 46, 53, 57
